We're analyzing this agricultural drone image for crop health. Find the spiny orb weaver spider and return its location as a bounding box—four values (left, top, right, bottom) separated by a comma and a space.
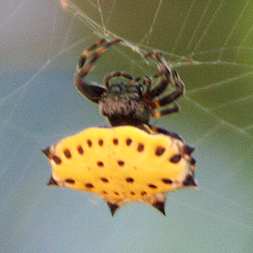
43, 38, 197, 216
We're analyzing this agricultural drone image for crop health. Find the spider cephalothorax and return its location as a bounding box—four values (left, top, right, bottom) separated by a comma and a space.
100, 81, 150, 126
74, 38, 185, 128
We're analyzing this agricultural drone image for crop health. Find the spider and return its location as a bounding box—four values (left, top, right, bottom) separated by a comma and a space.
43, 38, 196, 216
74, 38, 185, 133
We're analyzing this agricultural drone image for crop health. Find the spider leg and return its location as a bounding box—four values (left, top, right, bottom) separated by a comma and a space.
152, 103, 180, 119
152, 70, 184, 107
148, 78, 169, 99
104, 71, 134, 87
78, 38, 107, 67
144, 52, 184, 118
147, 124, 183, 141
145, 51, 183, 98
144, 51, 173, 97
142, 75, 152, 92
75, 80, 106, 103
74, 38, 121, 103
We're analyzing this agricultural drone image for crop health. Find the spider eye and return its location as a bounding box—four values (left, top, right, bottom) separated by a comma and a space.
110, 84, 122, 93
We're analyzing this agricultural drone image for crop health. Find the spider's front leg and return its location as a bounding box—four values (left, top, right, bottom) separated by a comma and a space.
74, 38, 121, 103
144, 52, 185, 118
155, 70, 185, 106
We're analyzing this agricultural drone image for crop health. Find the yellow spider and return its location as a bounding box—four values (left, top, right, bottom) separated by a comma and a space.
43, 38, 197, 216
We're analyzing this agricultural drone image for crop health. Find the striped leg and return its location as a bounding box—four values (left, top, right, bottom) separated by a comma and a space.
74, 38, 121, 103
144, 51, 185, 118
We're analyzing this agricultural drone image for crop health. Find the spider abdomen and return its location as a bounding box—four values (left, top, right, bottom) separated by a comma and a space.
43, 126, 197, 215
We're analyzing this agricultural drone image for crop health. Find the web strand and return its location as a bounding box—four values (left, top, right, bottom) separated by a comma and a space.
139, 0, 163, 45
0, 0, 27, 31
186, 0, 213, 50
191, 0, 225, 54
172, 0, 197, 53
218, 0, 250, 60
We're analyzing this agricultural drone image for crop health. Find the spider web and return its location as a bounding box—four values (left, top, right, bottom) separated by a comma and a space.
0, 0, 252, 252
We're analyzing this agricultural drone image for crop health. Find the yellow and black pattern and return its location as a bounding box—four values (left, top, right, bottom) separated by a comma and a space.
43, 126, 196, 215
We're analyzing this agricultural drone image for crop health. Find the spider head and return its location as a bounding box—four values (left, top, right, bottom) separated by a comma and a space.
107, 82, 144, 99
100, 82, 151, 126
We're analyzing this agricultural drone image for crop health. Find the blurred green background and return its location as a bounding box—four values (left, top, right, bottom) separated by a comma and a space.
0, 0, 253, 252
